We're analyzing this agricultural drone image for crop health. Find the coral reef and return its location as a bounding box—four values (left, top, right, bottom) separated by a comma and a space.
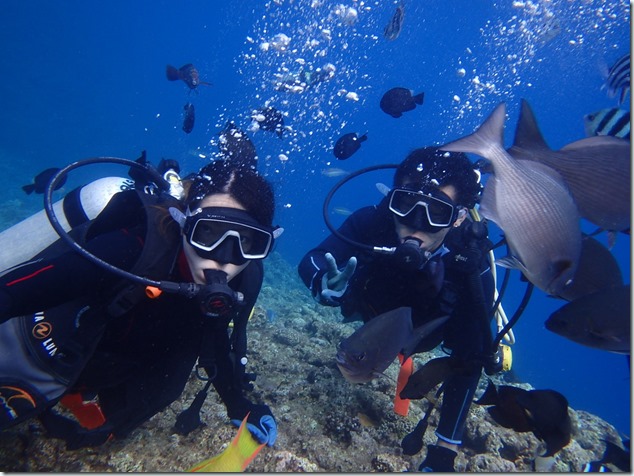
0, 252, 625, 472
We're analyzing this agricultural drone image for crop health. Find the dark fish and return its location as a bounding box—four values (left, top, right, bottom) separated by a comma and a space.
605, 53, 630, 105
333, 132, 368, 160
217, 121, 258, 170
22, 167, 66, 195
384, 3, 405, 41
558, 235, 623, 302
545, 284, 631, 354
336, 307, 449, 383
475, 379, 571, 457
584, 108, 630, 140
166, 63, 211, 90
253, 106, 285, 138
510, 99, 631, 232
442, 102, 581, 296
380, 87, 424, 118
584, 439, 631, 472
182, 103, 195, 134
399, 356, 475, 400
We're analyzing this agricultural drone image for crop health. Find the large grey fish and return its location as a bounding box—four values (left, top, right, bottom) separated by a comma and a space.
558, 235, 623, 302
384, 3, 404, 41
336, 307, 449, 383
545, 284, 631, 354
441, 102, 581, 296
509, 99, 631, 232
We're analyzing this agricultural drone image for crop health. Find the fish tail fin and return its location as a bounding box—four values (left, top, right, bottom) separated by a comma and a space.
441, 102, 507, 157
22, 184, 35, 195
234, 413, 266, 471
413, 92, 424, 105
166, 65, 180, 81
512, 99, 551, 151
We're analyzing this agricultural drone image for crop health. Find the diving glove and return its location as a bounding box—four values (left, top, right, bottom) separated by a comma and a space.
319, 252, 357, 306
228, 399, 277, 446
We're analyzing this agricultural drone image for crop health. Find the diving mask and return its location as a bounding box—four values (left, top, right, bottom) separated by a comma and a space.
388, 186, 459, 232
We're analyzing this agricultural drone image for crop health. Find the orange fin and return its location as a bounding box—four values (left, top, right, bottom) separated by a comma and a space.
394, 354, 414, 416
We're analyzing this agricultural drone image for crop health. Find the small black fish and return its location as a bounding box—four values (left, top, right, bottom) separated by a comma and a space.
475, 379, 572, 457
401, 393, 439, 456
253, 106, 285, 138
166, 63, 211, 90
584, 438, 631, 472
218, 121, 258, 170
605, 53, 630, 105
583, 108, 630, 140
22, 167, 66, 195
182, 103, 195, 134
333, 132, 368, 160
384, 3, 405, 41
400, 356, 474, 400
380, 87, 424, 118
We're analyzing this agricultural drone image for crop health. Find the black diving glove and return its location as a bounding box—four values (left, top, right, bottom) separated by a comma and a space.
227, 398, 277, 446
418, 444, 457, 472
445, 220, 493, 274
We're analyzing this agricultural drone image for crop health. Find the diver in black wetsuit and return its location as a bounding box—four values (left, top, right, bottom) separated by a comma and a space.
298, 147, 494, 472
0, 160, 281, 450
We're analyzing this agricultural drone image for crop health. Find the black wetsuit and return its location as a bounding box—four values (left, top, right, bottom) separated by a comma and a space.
298, 200, 494, 445
0, 215, 262, 443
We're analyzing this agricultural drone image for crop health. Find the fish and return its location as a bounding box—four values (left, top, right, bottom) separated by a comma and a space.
182, 103, 195, 134
335, 307, 449, 383
557, 235, 623, 302
333, 132, 368, 160
384, 2, 405, 41
545, 284, 631, 354
166, 63, 211, 90
321, 168, 349, 178
442, 102, 581, 296
399, 356, 475, 400
583, 438, 631, 472
187, 413, 265, 472
22, 167, 66, 195
605, 53, 630, 105
509, 99, 631, 232
218, 121, 258, 170
380, 87, 424, 118
583, 108, 630, 140
475, 379, 571, 457
252, 106, 285, 138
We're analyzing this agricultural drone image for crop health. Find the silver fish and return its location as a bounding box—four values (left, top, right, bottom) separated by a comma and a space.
509, 99, 631, 232
441, 102, 581, 296
545, 284, 631, 354
384, 3, 404, 41
605, 53, 630, 105
584, 108, 630, 141
336, 307, 448, 383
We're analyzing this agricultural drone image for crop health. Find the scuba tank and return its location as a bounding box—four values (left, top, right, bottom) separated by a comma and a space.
0, 176, 133, 271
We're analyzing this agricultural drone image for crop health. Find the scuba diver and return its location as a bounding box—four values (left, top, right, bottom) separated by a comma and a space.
0, 157, 282, 450
298, 147, 496, 472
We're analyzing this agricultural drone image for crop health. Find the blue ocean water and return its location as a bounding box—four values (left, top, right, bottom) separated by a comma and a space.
0, 0, 630, 437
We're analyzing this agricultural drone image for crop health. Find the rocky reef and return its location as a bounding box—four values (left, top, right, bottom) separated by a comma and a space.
0, 252, 626, 472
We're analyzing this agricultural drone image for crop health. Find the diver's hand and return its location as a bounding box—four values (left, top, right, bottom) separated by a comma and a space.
445, 220, 493, 274
319, 253, 357, 305
418, 444, 457, 472
229, 400, 277, 446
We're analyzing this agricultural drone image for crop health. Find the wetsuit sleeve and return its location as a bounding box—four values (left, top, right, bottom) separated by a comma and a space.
0, 227, 144, 323
297, 207, 374, 301
435, 265, 495, 445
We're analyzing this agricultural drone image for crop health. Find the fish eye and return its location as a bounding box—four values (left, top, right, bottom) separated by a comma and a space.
355, 353, 366, 362
587, 114, 595, 121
